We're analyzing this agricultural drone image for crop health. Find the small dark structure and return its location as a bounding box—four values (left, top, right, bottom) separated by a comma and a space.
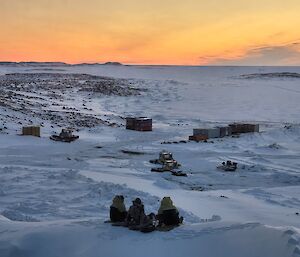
50, 129, 79, 143
229, 123, 259, 134
126, 117, 152, 131
22, 126, 40, 137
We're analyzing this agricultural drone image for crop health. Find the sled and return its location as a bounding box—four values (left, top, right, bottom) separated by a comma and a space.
156, 224, 181, 232
108, 221, 182, 233
140, 225, 156, 233
111, 221, 127, 227
151, 168, 166, 173
171, 170, 187, 177
217, 165, 237, 172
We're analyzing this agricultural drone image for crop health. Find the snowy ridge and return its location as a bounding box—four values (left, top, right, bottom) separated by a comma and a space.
0, 219, 299, 257
240, 72, 300, 79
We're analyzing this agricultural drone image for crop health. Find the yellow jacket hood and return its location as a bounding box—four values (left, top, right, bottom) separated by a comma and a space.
158, 197, 178, 215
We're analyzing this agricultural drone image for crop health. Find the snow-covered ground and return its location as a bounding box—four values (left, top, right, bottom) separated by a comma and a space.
0, 64, 300, 257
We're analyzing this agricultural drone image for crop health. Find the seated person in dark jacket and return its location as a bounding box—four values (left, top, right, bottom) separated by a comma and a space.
157, 197, 182, 226
110, 195, 127, 222
126, 198, 156, 232
126, 198, 145, 227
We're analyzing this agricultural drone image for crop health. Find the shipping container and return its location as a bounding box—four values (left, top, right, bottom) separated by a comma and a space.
248, 124, 259, 133
22, 126, 40, 137
229, 123, 259, 134
126, 117, 152, 131
218, 126, 232, 138
189, 134, 208, 141
193, 128, 220, 138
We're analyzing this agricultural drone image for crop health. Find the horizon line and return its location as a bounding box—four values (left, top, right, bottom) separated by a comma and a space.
1, 61, 300, 68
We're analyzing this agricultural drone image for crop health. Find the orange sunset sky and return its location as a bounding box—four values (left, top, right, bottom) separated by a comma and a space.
1, 0, 300, 65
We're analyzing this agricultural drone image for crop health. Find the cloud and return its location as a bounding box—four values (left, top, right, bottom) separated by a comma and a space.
200, 42, 300, 66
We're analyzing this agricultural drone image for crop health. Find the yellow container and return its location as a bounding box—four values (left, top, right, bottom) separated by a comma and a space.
22, 126, 40, 137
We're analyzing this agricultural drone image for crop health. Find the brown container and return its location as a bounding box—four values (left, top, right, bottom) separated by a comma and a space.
189, 134, 208, 142
229, 124, 245, 134
22, 126, 40, 137
126, 117, 152, 131
229, 123, 259, 134
246, 124, 259, 133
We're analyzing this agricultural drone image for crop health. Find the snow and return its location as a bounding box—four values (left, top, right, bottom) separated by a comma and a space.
0, 64, 300, 257
0, 219, 298, 257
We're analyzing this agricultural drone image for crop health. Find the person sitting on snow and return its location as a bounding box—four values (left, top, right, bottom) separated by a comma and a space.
126, 198, 156, 232
110, 195, 127, 222
157, 197, 183, 226
126, 198, 146, 227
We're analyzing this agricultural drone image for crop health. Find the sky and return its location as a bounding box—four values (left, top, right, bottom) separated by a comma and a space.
1, 0, 300, 65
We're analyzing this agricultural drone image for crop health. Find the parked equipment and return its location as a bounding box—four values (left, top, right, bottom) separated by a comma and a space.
217, 161, 238, 172
50, 129, 79, 143
150, 150, 181, 167
151, 160, 179, 172
151, 159, 187, 176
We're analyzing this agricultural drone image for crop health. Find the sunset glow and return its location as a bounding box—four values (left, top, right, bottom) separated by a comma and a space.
1, 0, 300, 65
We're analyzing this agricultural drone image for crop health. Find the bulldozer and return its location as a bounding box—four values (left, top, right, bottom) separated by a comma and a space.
150, 150, 181, 167
50, 129, 79, 143
151, 160, 179, 172
150, 150, 186, 176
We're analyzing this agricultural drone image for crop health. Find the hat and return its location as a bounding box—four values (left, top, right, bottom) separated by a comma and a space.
133, 198, 142, 205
